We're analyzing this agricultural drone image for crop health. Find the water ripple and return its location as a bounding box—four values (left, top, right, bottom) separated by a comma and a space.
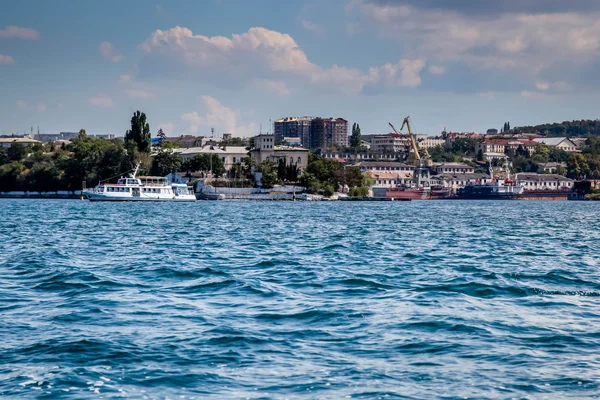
1, 199, 600, 398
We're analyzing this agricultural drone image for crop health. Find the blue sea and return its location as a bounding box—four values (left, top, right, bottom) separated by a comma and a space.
1, 199, 599, 399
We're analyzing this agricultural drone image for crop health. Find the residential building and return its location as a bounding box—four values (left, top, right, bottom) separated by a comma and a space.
435, 163, 475, 174
310, 117, 348, 149
356, 161, 414, 173
249, 134, 309, 174
516, 173, 574, 190
0, 137, 42, 148
532, 137, 579, 152
274, 116, 314, 146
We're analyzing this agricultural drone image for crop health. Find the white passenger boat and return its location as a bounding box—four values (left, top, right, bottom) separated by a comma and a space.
83, 165, 196, 202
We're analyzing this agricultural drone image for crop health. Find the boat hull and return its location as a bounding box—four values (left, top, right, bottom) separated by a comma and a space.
84, 192, 196, 202
385, 188, 450, 200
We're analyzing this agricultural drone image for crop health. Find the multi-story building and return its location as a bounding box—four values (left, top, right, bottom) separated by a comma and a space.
274, 116, 348, 149
435, 163, 475, 174
249, 134, 309, 174
371, 134, 410, 153
274, 117, 313, 146
309, 117, 348, 149
414, 135, 446, 149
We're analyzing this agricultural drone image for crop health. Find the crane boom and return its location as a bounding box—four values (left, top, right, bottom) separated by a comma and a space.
389, 122, 419, 160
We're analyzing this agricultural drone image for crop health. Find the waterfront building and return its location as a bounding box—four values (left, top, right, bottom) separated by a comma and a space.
515, 173, 574, 191
249, 134, 309, 174
356, 161, 414, 173
532, 137, 579, 152
367, 170, 413, 187
435, 163, 475, 174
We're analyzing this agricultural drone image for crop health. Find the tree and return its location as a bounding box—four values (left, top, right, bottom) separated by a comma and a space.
157, 128, 167, 145
150, 149, 182, 176
476, 149, 484, 162
125, 111, 151, 153
260, 170, 279, 188
182, 154, 225, 177
350, 123, 362, 148
7, 144, 26, 161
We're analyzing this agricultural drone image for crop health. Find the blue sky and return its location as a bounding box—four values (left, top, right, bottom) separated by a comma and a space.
1, 0, 600, 137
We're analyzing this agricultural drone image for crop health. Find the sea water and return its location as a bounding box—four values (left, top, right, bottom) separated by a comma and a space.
1, 199, 599, 398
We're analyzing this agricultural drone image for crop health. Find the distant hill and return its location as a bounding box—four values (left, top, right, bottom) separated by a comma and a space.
514, 120, 600, 137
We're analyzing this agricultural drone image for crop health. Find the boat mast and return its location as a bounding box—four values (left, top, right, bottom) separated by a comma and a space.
132, 162, 141, 178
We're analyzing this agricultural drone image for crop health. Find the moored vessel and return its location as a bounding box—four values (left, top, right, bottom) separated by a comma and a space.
83, 165, 196, 202
456, 165, 524, 200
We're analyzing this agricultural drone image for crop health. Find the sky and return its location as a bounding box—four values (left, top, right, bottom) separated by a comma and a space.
1, 0, 600, 137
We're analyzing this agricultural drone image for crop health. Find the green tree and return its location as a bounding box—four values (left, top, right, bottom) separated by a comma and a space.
350, 123, 362, 148
476, 149, 484, 162
150, 149, 182, 176
0, 161, 26, 191
125, 111, 151, 153
260, 170, 279, 188
0, 148, 9, 165
7, 144, 26, 161
157, 128, 167, 142
182, 154, 225, 177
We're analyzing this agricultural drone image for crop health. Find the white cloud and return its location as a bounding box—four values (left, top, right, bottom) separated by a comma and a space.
140, 26, 428, 95
16, 100, 26, 109
0, 54, 15, 64
535, 80, 571, 92
118, 75, 156, 99
125, 87, 155, 99
180, 96, 258, 137
99, 41, 124, 62
36, 104, 47, 112
367, 59, 426, 88
0, 26, 40, 40
255, 79, 291, 96
89, 94, 113, 108
301, 20, 323, 35
181, 111, 202, 134
428, 65, 446, 75
479, 91, 497, 100
351, 0, 600, 91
